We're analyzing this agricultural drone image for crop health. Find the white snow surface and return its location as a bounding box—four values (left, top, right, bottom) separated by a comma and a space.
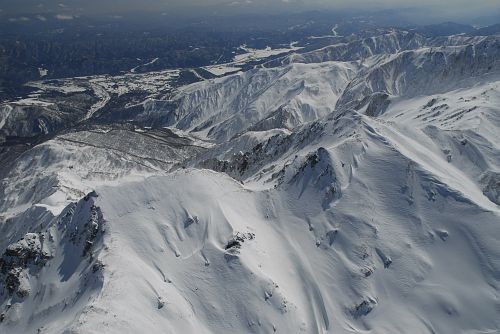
160, 61, 358, 142
203, 43, 302, 76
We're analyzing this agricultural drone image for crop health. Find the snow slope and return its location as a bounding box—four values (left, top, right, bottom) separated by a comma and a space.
337, 38, 500, 111
141, 61, 357, 142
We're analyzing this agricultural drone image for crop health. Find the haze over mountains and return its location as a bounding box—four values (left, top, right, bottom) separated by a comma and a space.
1, 0, 498, 14
1, 3, 500, 334
1, 0, 499, 24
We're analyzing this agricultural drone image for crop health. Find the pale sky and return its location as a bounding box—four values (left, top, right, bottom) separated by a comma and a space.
1, 0, 498, 21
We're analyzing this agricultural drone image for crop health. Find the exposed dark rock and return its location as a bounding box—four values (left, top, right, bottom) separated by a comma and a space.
157, 297, 165, 309
376, 248, 393, 268
326, 230, 338, 246
480, 171, 500, 205
436, 230, 449, 241
0, 232, 51, 297
364, 92, 391, 117
184, 216, 199, 228
82, 205, 102, 257
350, 298, 377, 318
225, 240, 241, 250
84, 191, 99, 201
224, 232, 255, 251
92, 261, 105, 273
424, 98, 439, 109
360, 267, 374, 277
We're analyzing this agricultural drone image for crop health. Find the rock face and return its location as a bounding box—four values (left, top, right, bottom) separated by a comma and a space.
481, 171, 500, 205
0, 233, 51, 298
363, 92, 391, 117
0, 192, 105, 330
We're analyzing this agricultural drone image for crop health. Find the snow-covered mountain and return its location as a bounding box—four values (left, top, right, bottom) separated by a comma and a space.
138, 61, 357, 142
1, 28, 500, 334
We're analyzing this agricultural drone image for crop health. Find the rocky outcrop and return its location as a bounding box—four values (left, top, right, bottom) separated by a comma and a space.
0, 233, 51, 298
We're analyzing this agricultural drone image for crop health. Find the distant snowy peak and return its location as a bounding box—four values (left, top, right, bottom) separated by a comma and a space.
162, 61, 357, 142
139, 30, 500, 144
337, 37, 500, 113
269, 29, 492, 67
282, 30, 428, 65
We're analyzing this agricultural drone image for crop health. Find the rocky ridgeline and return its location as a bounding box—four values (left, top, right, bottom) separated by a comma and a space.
0, 191, 105, 324
0, 233, 51, 299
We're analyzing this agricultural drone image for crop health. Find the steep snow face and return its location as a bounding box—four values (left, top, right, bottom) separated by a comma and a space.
0, 193, 105, 334
0, 127, 205, 223
337, 39, 500, 112
375, 79, 500, 208
70, 96, 500, 333
281, 30, 429, 65
151, 61, 357, 142
138, 31, 498, 144
0, 103, 79, 138
273, 30, 489, 67
5, 129, 499, 334
0, 128, 207, 333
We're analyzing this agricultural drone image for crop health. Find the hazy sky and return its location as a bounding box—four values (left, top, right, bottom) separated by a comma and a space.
1, 0, 499, 21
